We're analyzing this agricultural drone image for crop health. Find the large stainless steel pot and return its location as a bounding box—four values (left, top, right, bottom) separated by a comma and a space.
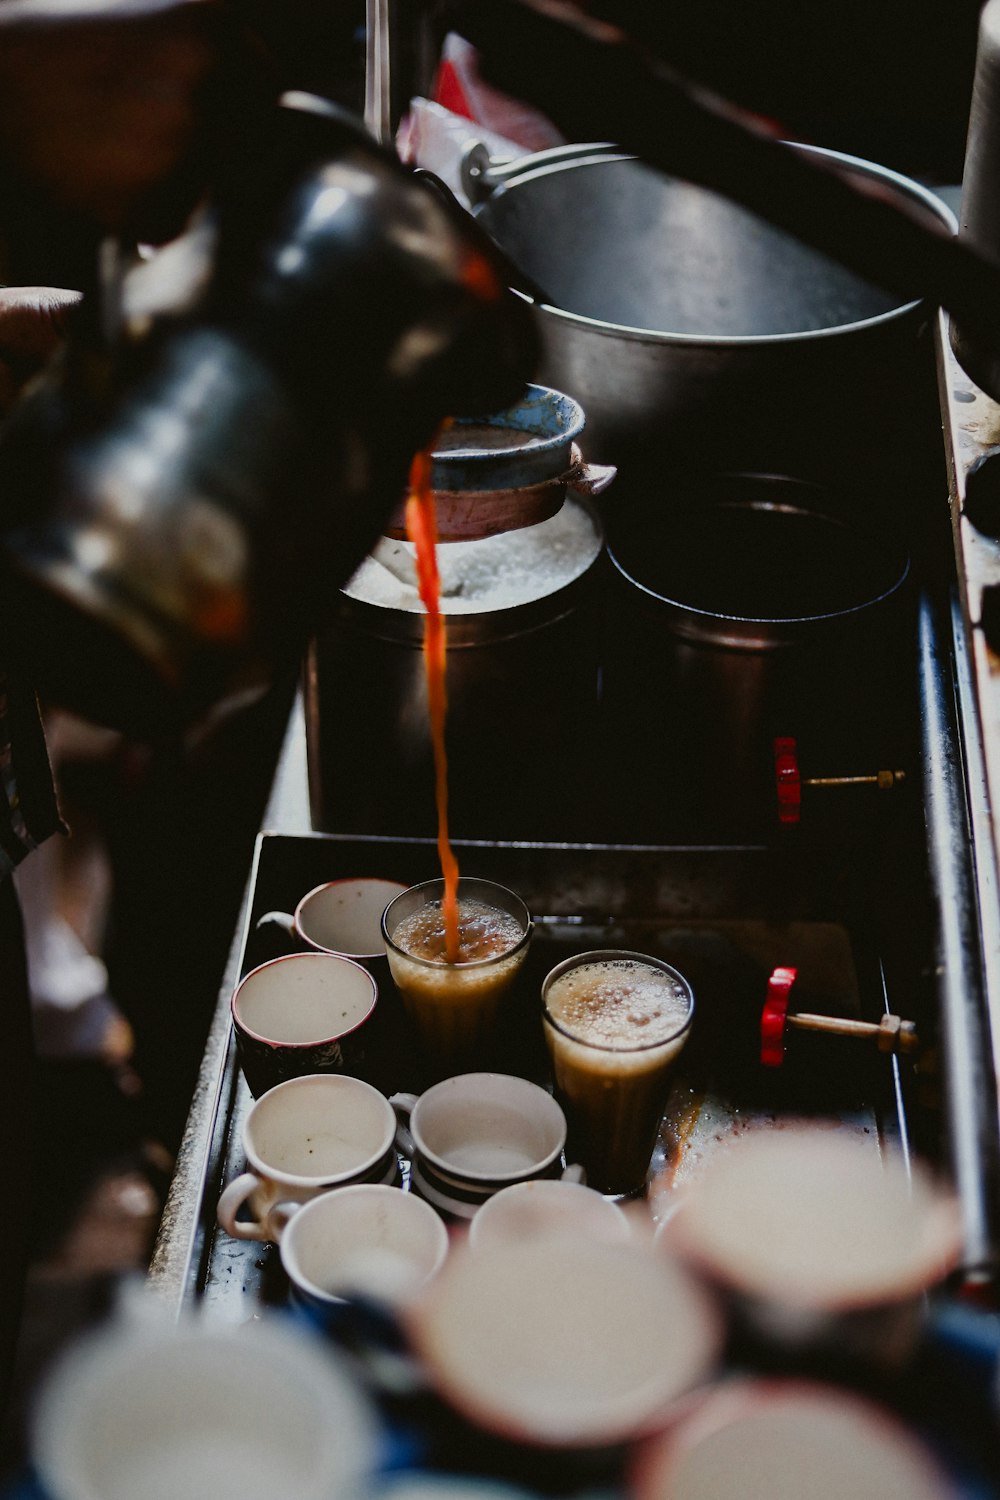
468, 143, 954, 490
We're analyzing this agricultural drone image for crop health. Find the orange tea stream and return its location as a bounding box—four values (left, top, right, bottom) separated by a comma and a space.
405, 447, 461, 962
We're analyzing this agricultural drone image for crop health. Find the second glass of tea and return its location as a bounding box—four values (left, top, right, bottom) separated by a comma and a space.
381, 877, 533, 1075
542, 949, 695, 1196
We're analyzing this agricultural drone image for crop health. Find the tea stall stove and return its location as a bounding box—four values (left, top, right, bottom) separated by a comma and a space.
141, 298, 1000, 1327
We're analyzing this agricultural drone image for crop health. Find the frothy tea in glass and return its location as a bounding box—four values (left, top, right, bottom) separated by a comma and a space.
542, 950, 694, 1194
382, 877, 532, 1073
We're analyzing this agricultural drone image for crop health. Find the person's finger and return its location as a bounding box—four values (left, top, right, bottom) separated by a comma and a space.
0, 287, 81, 411
0, 286, 82, 362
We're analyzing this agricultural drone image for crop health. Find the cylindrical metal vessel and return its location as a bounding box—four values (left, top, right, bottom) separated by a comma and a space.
307, 492, 605, 842
471, 144, 953, 490
599, 474, 911, 842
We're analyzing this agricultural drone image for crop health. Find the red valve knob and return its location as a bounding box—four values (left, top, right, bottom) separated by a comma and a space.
774, 736, 801, 825
761, 964, 797, 1068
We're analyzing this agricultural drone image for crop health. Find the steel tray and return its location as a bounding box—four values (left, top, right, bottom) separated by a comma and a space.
182, 829, 922, 1319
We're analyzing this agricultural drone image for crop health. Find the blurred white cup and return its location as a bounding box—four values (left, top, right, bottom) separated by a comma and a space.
658, 1124, 962, 1366
404, 1235, 720, 1452
630, 1378, 959, 1500
32, 1305, 377, 1500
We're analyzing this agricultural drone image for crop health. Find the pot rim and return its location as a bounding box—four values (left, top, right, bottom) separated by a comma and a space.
484, 143, 956, 347
606, 476, 911, 635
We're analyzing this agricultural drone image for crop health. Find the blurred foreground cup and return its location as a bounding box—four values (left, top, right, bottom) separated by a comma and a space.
630, 1379, 960, 1500
404, 1237, 721, 1463
659, 1124, 963, 1370
468, 1178, 631, 1252
32, 1303, 378, 1500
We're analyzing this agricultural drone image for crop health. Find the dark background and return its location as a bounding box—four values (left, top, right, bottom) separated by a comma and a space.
573, 0, 984, 184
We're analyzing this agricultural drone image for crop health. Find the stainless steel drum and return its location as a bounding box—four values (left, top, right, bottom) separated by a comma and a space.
469, 143, 954, 490
307, 492, 606, 842
599, 473, 912, 842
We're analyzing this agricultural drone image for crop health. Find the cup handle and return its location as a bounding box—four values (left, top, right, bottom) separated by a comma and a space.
255, 910, 297, 943
266, 1198, 306, 1242
216, 1172, 271, 1241
389, 1091, 419, 1159
561, 1161, 586, 1185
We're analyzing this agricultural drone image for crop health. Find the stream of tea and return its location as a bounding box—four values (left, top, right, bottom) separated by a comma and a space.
405, 447, 461, 961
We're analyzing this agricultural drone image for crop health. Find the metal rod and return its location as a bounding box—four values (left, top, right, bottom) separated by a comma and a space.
801, 771, 906, 788
786, 1012, 920, 1054
364, 0, 395, 145
917, 592, 1000, 1288
787, 1013, 882, 1039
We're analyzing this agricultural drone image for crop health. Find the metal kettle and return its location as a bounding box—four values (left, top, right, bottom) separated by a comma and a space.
0, 92, 537, 738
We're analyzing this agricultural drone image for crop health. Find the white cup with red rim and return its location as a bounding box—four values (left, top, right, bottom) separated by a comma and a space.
231, 950, 378, 1097
257, 877, 408, 975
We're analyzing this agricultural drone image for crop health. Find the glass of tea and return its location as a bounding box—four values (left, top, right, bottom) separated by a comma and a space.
381, 877, 533, 1075
541, 949, 695, 1196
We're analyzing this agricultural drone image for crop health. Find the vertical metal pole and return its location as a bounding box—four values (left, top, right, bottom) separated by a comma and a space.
918, 591, 1000, 1289
365, 0, 438, 148
364, 0, 395, 145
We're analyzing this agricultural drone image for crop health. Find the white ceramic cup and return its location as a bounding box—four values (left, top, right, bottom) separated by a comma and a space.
405, 1236, 721, 1451
231, 951, 378, 1097
658, 1123, 963, 1366
32, 1307, 377, 1500
630, 1379, 959, 1500
217, 1073, 399, 1242
390, 1072, 581, 1220
468, 1178, 631, 1253
280, 1182, 450, 1309
258, 877, 408, 963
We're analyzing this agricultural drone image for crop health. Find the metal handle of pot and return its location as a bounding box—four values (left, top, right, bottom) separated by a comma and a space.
414, 164, 556, 305
460, 139, 620, 204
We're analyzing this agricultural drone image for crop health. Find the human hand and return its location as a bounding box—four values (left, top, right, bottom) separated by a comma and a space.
0, 286, 81, 412
0, 0, 228, 244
